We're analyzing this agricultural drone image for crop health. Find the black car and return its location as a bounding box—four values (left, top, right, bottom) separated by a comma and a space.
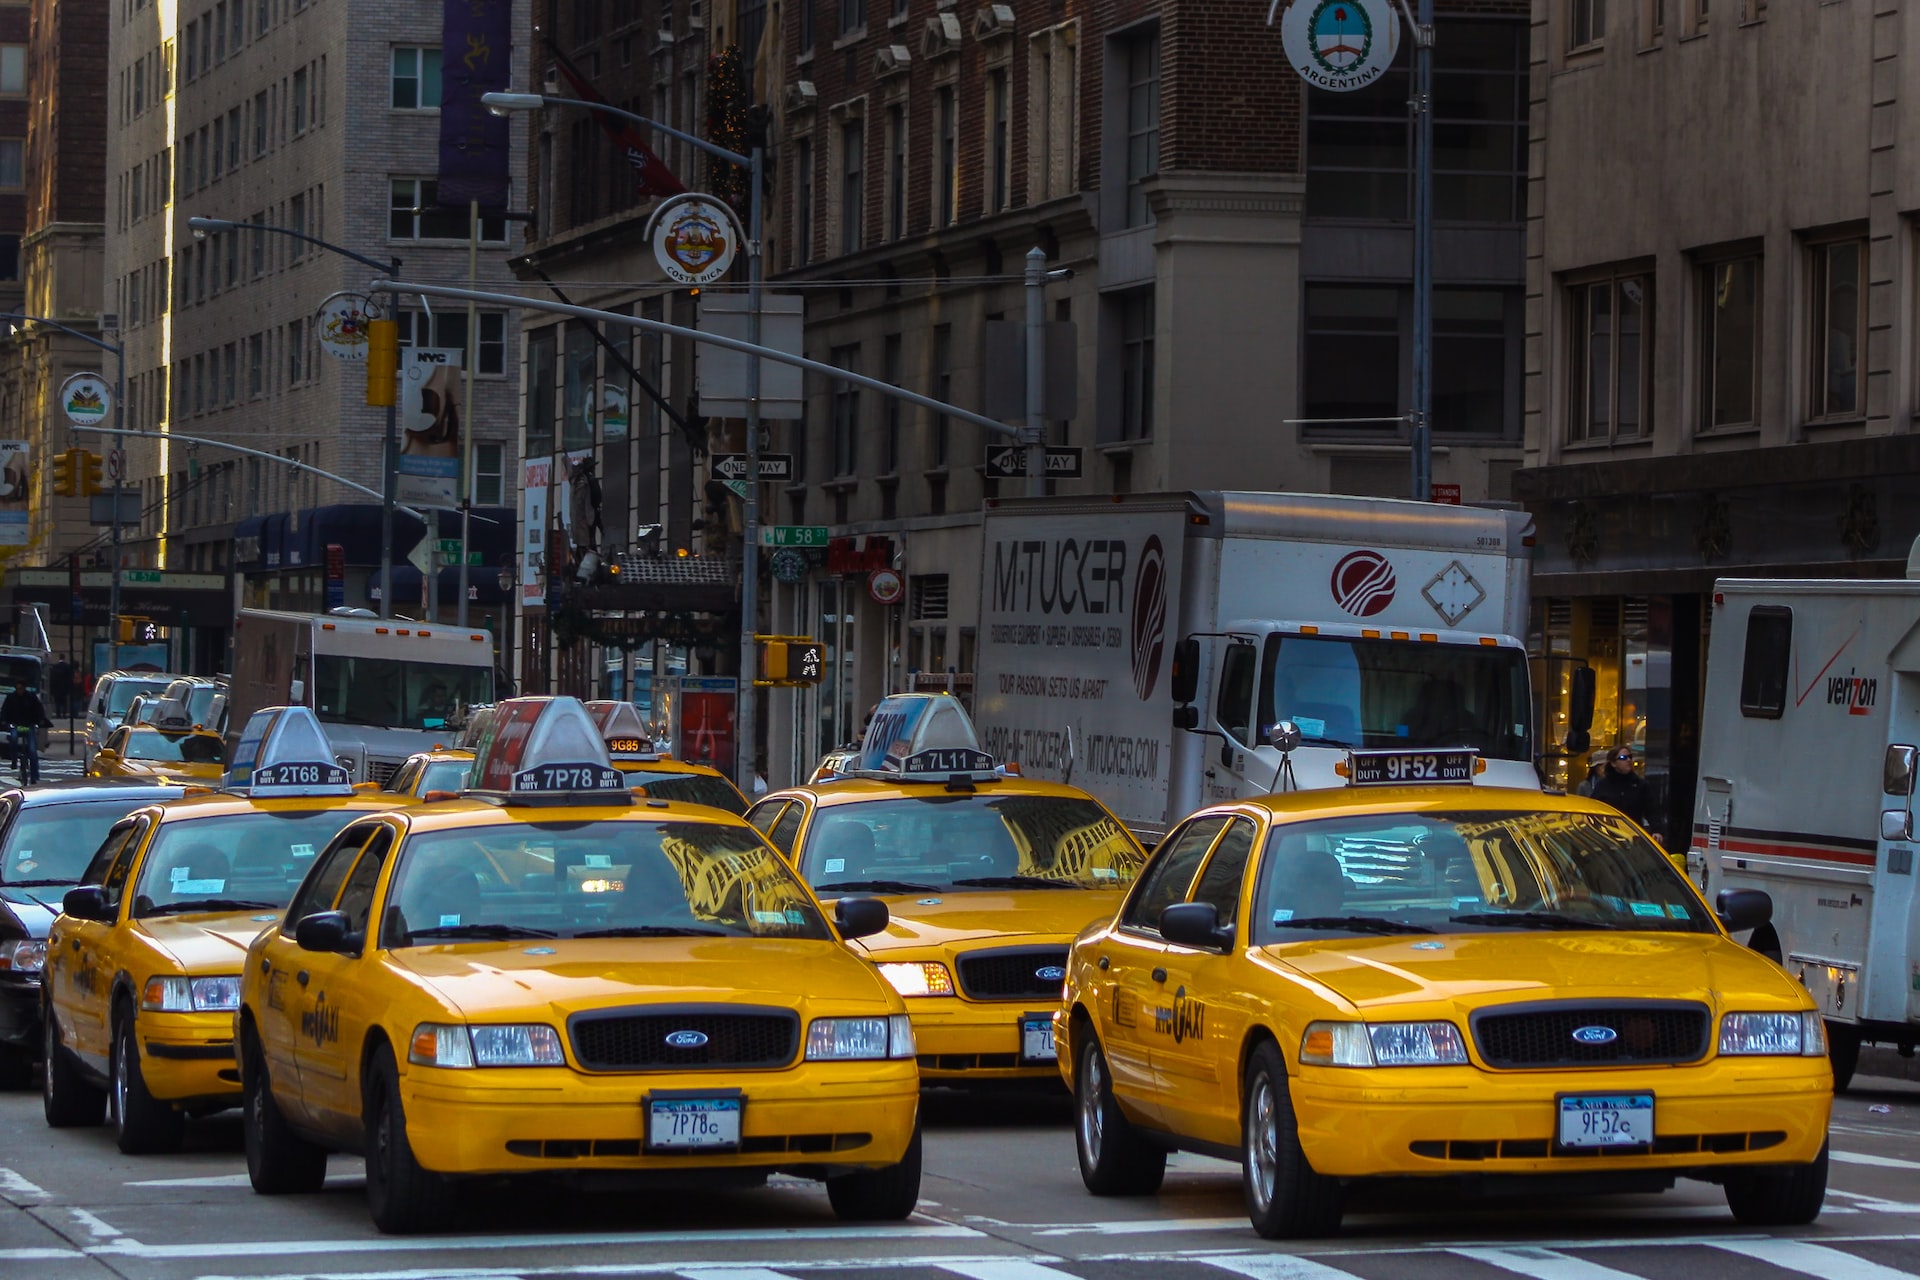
0, 779, 194, 1086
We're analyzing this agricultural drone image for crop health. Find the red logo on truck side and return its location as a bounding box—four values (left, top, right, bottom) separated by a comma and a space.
1131, 536, 1167, 700
1331, 550, 1397, 617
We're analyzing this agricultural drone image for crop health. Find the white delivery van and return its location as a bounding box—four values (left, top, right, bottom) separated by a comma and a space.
1690, 571, 1920, 1087
972, 491, 1540, 838
226, 609, 496, 786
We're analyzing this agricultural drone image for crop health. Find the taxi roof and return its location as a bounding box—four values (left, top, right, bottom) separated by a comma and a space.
381, 793, 753, 834
224, 705, 356, 797
1230, 784, 1626, 823
465, 696, 632, 803
769, 773, 1111, 809
132, 790, 408, 822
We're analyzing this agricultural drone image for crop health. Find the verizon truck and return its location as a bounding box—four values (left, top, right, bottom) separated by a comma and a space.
1689, 571, 1920, 1087
973, 492, 1539, 837
226, 609, 496, 786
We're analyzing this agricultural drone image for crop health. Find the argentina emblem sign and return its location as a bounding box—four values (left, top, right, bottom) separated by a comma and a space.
1279, 0, 1400, 93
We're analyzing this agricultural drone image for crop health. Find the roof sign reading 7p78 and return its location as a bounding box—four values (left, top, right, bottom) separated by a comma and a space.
468, 697, 631, 802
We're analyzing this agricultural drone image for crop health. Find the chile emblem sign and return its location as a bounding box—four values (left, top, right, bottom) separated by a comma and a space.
1278, 0, 1400, 93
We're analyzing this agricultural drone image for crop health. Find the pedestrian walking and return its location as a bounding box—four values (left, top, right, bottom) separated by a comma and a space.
47, 656, 72, 719
0, 682, 52, 784
1589, 744, 1652, 826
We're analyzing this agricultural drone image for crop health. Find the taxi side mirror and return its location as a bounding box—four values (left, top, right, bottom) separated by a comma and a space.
295, 911, 354, 953
1159, 901, 1234, 951
1715, 888, 1772, 934
61, 885, 114, 923
834, 896, 889, 941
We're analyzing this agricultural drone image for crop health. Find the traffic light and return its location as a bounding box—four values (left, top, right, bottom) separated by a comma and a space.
366, 319, 399, 407
760, 639, 791, 681
82, 450, 105, 496
757, 637, 825, 686
117, 616, 159, 643
51, 449, 75, 497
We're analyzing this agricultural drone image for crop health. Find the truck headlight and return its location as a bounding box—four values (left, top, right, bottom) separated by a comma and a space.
140, 975, 241, 1011
876, 961, 954, 997
408, 1022, 566, 1068
806, 1014, 915, 1060
0, 939, 46, 974
1719, 1011, 1826, 1057
1300, 1020, 1468, 1067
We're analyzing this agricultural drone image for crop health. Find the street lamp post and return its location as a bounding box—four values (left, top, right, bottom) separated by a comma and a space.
482, 90, 766, 792
186, 217, 406, 617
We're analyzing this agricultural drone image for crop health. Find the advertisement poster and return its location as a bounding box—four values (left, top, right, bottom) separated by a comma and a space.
674, 676, 737, 776
0, 441, 26, 546
520, 456, 549, 608
437, 0, 513, 208
398, 348, 462, 506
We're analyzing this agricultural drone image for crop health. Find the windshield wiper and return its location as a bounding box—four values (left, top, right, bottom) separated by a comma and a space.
1274, 915, 1438, 935
141, 898, 280, 917
404, 923, 558, 940
811, 879, 942, 895
570, 924, 727, 938
949, 875, 1077, 890
1449, 911, 1623, 931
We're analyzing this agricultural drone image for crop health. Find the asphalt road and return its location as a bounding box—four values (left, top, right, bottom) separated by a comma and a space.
6, 1073, 1920, 1280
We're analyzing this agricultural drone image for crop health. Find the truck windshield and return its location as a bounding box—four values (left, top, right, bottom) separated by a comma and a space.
1262, 634, 1531, 762
311, 657, 494, 730
0, 657, 40, 697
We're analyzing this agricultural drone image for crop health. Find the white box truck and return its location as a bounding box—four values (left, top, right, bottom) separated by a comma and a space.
1688, 568, 1920, 1087
226, 609, 497, 786
972, 492, 1540, 838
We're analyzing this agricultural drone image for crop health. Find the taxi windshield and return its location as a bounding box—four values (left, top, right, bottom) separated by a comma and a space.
798, 793, 1145, 894
2, 800, 160, 885
108, 679, 170, 716
420, 758, 472, 794
630, 771, 747, 815
130, 809, 374, 916
122, 728, 225, 764
1252, 808, 1713, 943
383, 820, 832, 943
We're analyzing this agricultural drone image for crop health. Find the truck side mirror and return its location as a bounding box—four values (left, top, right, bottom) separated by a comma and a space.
1170, 637, 1199, 705
288, 679, 306, 704
1886, 744, 1918, 797
1565, 665, 1596, 755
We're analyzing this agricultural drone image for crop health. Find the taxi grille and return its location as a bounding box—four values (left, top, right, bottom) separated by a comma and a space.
1471, 1000, 1709, 1069
956, 946, 1070, 1001
567, 1006, 798, 1072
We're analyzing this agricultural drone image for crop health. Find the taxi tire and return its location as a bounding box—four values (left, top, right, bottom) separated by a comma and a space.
1073, 1030, 1166, 1196
1827, 1025, 1861, 1092
825, 1121, 922, 1220
1724, 1139, 1828, 1226
364, 1043, 454, 1234
112, 1012, 185, 1154
1242, 1040, 1343, 1239
42, 1006, 105, 1128
242, 1031, 327, 1194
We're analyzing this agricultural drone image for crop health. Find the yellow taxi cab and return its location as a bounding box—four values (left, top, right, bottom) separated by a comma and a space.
237, 696, 921, 1234
1057, 734, 1832, 1237
87, 723, 228, 782
380, 749, 475, 800
42, 706, 405, 1153
750, 694, 1146, 1088
585, 699, 749, 815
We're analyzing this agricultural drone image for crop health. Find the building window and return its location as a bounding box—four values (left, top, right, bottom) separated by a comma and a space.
474, 442, 505, 505
1809, 237, 1864, 422
1118, 287, 1154, 439
988, 68, 1010, 212
249, 333, 265, 397
215, 0, 227, 60
254, 90, 268, 156
1434, 290, 1513, 436
0, 139, 21, 190
1568, 0, 1604, 52
882, 332, 902, 473
935, 86, 956, 227
1567, 271, 1650, 443
800, 0, 814, 52
390, 178, 508, 242
391, 47, 441, 109
184, 20, 197, 80
399, 309, 507, 375
1302, 285, 1399, 431
839, 0, 863, 37
227, 106, 241, 170
885, 103, 907, 242
1699, 254, 1761, 431
1030, 24, 1078, 203
932, 323, 951, 466
0, 45, 22, 96
292, 67, 309, 132
838, 118, 863, 255
287, 317, 305, 384
831, 344, 860, 477
795, 135, 814, 266
1124, 30, 1159, 227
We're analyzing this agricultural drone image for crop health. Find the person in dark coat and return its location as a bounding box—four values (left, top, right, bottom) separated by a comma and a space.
47, 658, 73, 719
0, 683, 51, 784
1589, 744, 1651, 827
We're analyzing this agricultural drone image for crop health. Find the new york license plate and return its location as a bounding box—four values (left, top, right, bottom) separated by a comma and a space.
1020, 1014, 1057, 1064
647, 1095, 742, 1151
1557, 1093, 1653, 1149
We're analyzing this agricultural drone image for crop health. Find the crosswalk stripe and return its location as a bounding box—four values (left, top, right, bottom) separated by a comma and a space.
1711, 1239, 1919, 1280
1453, 1246, 1642, 1280
678, 1271, 801, 1280
939, 1263, 1078, 1280
1835, 1151, 1920, 1172
1200, 1253, 1369, 1279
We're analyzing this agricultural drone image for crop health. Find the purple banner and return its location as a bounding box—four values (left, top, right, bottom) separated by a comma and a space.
438, 0, 513, 209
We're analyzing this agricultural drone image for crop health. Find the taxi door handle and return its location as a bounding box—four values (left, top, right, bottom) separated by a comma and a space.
295, 971, 309, 987
1097, 956, 1110, 971
69, 939, 80, 951
260, 958, 271, 974
1152, 967, 1167, 983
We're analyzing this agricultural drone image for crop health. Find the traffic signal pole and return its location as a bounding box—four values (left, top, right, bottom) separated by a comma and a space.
107, 344, 124, 672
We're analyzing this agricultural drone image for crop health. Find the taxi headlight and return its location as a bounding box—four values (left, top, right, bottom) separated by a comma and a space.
806, 1014, 915, 1060
1300, 1020, 1468, 1068
0, 939, 46, 975
408, 1022, 565, 1068
1720, 1010, 1826, 1057
876, 961, 954, 998
140, 975, 241, 1012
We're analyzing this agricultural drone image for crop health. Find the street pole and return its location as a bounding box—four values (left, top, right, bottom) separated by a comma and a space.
1023, 247, 1046, 499
1410, 2, 1434, 503
738, 144, 764, 795
459, 201, 479, 627
108, 343, 124, 673
381, 256, 402, 619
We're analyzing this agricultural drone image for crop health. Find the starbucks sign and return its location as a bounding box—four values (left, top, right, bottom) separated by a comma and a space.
1280, 0, 1400, 93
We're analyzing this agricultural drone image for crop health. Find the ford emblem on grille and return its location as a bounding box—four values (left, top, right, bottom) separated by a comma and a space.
664, 1030, 710, 1049
1571, 1025, 1619, 1045
1036, 965, 1067, 982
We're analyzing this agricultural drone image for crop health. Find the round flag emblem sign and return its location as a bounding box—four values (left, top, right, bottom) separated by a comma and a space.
59, 373, 111, 428
1281, 0, 1400, 93
648, 193, 742, 286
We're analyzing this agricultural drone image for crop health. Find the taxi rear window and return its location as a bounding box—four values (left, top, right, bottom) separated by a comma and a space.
380, 819, 831, 944
130, 809, 374, 916
124, 729, 224, 764
1252, 808, 1713, 944
632, 771, 748, 815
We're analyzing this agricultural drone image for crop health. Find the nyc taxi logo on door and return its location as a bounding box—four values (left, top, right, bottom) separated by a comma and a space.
1153, 987, 1207, 1044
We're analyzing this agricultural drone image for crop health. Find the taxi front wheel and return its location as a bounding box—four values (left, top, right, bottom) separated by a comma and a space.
42, 1007, 104, 1128
1073, 1029, 1165, 1196
1724, 1140, 1828, 1226
1242, 1040, 1343, 1239
242, 1030, 327, 1194
825, 1121, 922, 1220
364, 1043, 455, 1234
112, 1013, 184, 1154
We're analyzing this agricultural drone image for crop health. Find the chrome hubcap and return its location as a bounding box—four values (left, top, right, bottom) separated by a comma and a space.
1078, 1049, 1105, 1164
112, 1037, 127, 1128
1248, 1074, 1278, 1211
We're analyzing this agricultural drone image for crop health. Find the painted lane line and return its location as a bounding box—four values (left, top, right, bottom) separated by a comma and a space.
1200, 1253, 1369, 1279
1835, 1150, 1920, 1172
939, 1263, 1082, 1280
677, 1271, 803, 1280
1711, 1238, 1918, 1280
1829, 1189, 1920, 1213
1454, 1246, 1645, 1280
1029, 1216, 1250, 1237
0, 1167, 49, 1200
0, 1249, 84, 1261
125, 1172, 364, 1189
187, 1255, 1059, 1280
68, 1207, 126, 1241
93, 1224, 984, 1262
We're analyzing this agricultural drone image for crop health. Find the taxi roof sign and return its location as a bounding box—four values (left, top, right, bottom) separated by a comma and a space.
1339, 748, 1483, 787
225, 705, 355, 797
857, 693, 981, 773
584, 699, 663, 760
467, 696, 630, 803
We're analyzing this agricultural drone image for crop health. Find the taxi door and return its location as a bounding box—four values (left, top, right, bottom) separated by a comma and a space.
292, 824, 396, 1132
1091, 816, 1227, 1125
1153, 814, 1258, 1148
49, 817, 148, 1068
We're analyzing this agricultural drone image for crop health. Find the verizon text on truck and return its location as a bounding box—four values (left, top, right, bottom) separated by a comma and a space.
227, 609, 495, 786
973, 492, 1538, 837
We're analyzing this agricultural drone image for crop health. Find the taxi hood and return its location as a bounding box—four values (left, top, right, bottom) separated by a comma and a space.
1264, 931, 1809, 1013
394, 937, 890, 1019
847, 889, 1125, 956
137, 911, 279, 972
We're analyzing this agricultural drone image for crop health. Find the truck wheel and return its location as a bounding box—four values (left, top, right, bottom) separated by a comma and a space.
826, 1122, 922, 1220
41, 1007, 104, 1128
1074, 1030, 1165, 1196
1725, 1140, 1828, 1226
1242, 1039, 1343, 1239
1827, 1024, 1861, 1092
243, 1029, 327, 1194
111, 1010, 184, 1154
363, 1042, 452, 1233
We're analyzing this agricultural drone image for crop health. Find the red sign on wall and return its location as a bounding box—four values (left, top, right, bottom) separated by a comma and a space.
1429, 484, 1463, 505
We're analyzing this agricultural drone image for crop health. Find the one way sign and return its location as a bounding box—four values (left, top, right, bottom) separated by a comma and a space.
712, 453, 793, 481
983, 445, 1085, 479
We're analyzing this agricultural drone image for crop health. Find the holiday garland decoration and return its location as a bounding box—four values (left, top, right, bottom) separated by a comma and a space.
705, 45, 750, 213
